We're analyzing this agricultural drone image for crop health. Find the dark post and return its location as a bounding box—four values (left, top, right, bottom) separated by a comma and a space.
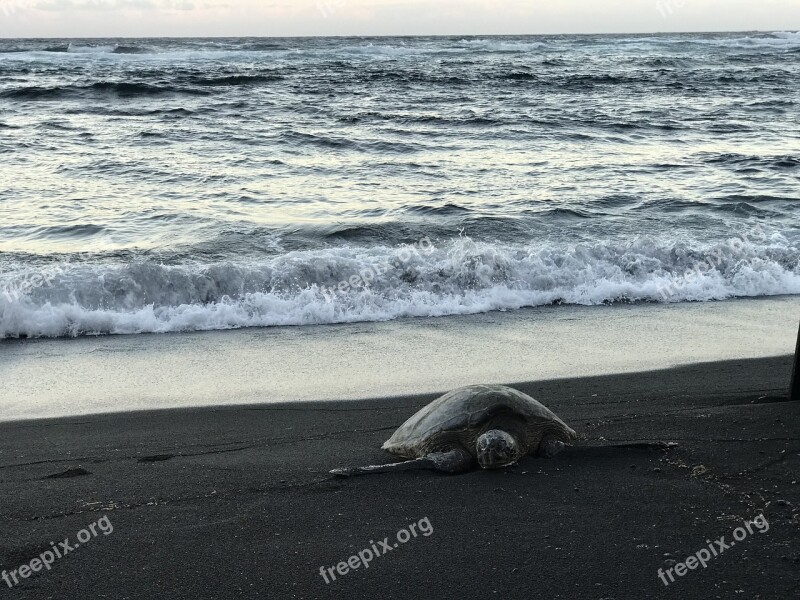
792, 320, 800, 402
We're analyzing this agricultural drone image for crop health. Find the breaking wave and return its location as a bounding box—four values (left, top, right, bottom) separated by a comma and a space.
66, 43, 155, 54
1, 235, 798, 339
689, 31, 800, 50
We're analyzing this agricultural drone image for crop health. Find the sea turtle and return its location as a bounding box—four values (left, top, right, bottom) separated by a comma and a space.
331, 384, 577, 476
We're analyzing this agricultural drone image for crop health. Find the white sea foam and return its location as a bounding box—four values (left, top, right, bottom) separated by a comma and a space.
335, 43, 434, 56
458, 39, 547, 52
66, 44, 117, 54
1, 235, 798, 339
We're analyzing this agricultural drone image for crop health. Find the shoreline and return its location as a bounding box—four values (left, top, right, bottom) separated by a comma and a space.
2, 296, 798, 422
1, 356, 797, 598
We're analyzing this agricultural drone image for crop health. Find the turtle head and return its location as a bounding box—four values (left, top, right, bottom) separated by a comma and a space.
476, 429, 521, 469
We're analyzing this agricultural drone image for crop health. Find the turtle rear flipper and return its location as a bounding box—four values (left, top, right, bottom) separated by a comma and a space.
331, 448, 473, 477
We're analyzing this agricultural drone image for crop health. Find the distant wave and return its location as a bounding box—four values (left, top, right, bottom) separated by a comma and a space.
1, 235, 798, 339
33, 44, 154, 54
2, 81, 210, 100
2, 67, 784, 101
190, 74, 284, 86
698, 31, 800, 50
458, 39, 548, 53
65, 43, 154, 54
331, 40, 548, 56
67, 44, 117, 54
112, 45, 155, 55
754, 31, 800, 47
239, 42, 291, 52
336, 43, 434, 56
696, 152, 800, 171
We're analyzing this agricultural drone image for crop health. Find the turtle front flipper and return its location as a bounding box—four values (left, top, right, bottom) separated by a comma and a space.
331, 448, 474, 477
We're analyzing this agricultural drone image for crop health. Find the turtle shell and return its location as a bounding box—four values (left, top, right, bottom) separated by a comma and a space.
382, 384, 576, 458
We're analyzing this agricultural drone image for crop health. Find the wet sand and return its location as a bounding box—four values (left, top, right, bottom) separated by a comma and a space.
2, 296, 799, 421
1, 355, 798, 599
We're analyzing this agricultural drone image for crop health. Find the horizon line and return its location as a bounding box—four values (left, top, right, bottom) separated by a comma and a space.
0, 29, 791, 40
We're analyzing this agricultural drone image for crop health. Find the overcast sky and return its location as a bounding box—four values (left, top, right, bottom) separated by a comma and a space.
1, 0, 798, 38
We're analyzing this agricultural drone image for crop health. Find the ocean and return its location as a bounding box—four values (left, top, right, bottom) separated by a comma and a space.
0, 32, 798, 339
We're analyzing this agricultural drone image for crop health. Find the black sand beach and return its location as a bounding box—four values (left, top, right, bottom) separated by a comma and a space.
1, 355, 798, 599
